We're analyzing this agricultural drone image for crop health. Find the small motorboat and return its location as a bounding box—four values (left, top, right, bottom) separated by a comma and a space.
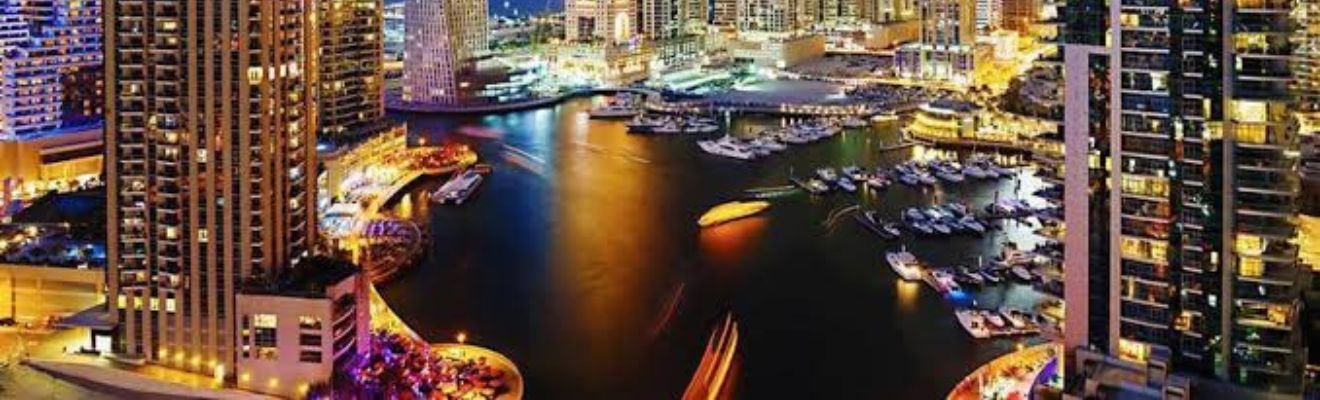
881, 223, 902, 239
930, 221, 952, 235
841, 165, 867, 182
903, 208, 927, 222
886, 250, 924, 281
1011, 266, 1034, 282
698, 201, 771, 227
899, 173, 921, 186
835, 178, 857, 192
909, 220, 934, 235
866, 175, 890, 190
816, 168, 838, 182
959, 267, 985, 286
959, 217, 986, 234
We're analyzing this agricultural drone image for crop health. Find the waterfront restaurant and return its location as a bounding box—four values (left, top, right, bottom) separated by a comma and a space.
906, 99, 981, 142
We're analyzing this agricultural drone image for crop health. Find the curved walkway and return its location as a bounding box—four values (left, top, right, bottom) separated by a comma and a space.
387, 86, 916, 117
367, 282, 525, 399
430, 343, 525, 400
946, 342, 1061, 400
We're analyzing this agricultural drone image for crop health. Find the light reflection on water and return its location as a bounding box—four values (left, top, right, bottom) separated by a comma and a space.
381, 97, 1054, 399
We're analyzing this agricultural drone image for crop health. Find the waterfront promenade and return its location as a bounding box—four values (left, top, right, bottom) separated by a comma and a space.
946, 342, 1060, 400
388, 84, 920, 117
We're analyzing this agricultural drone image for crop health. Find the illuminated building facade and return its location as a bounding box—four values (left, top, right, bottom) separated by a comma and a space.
0, 0, 102, 140
566, 0, 636, 43
642, 0, 707, 69
1062, 0, 1309, 393
402, 0, 488, 105
999, 0, 1038, 35
235, 257, 368, 398
975, 0, 1001, 34
318, 0, 385, 140
106, 0, 318, 380
896, 0, 975, 84
736, 0, 804, 33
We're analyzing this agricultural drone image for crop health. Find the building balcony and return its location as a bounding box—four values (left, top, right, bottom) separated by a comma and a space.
1235, 0, 1289, 12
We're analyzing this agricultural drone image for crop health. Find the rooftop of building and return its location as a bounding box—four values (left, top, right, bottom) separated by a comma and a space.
240, 256, 360, 299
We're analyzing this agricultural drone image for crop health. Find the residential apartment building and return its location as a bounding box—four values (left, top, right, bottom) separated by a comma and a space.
106, 0, 319, 378
401, 0, 489, 105
1062, 0, 1310, 394
0, 0, 102, 140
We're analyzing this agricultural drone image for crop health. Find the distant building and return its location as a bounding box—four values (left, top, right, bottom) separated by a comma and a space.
974, 0, 1000, 34
0, 125, 101, 198
0, 0, 102, 140
402, 0, 489, 105
565, 0, 636, 44
726, 0, 827, 68
897, 0, 975, 84
554, 0, 652, 86
641, 0, 707, 70
318, 0, 386, 140
236, 257, 369, 398
998, 0, 1037, 35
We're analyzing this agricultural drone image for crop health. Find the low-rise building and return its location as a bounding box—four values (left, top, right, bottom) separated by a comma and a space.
235, 257, 369, 398
552, 42, 653, 86
729, 33, 827, 69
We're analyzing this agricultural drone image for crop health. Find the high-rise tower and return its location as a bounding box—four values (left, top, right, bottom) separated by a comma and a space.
0, 0, 102, 140
1062, 0, 1309, 392
319, 0, 386, 140
401, 0, 488, 105
105, 0, 318, 375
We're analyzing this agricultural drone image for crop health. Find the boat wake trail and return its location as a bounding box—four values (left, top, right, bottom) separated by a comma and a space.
570, 139, 653, 164
501, 144, 547, 177
823, 204, 860, 229
648, 282, 686, 339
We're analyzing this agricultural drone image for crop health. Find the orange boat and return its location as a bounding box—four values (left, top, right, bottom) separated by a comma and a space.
698, 201, 770, 227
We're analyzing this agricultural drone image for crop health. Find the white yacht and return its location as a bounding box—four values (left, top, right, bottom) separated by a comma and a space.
432, 169, 484, 205
698, 139, 756, 160
885, 250, 924, 281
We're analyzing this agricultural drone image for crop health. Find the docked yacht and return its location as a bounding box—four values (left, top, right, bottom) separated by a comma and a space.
928, 269, 962, 293
816, 168, 838, 182
917, 172, 938, 186
885, 250, 924, 281
930, 220, 952, 235
835, 177, 857, 192
909, 220, 935, 235
1011, 266, 1034, 282
958, 216, 986, 234
958, 267, 986, 286
842, 117, 868, 128
589, 95, 641, 118
626, 115, 666, 132
698, 138, 756, 160
654, 122, 684, 135
903, 208, 927, 222
854, 210, 895, 239
841, 165, 867, 182
865, 175, 890, 190
963, 164, 990, 179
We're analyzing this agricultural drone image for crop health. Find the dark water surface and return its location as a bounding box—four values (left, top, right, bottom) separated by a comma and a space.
379, 97, 1048, 399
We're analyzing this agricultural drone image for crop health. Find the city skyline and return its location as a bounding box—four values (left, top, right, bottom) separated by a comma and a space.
0, 0, 1314, 397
